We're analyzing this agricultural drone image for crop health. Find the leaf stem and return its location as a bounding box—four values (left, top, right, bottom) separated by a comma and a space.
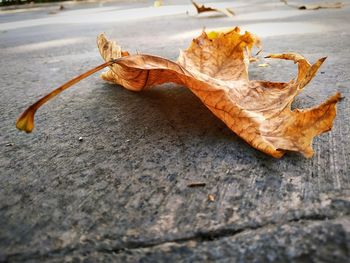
16, 59, 118, 133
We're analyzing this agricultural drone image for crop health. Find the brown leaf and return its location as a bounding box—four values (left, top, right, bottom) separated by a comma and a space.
16, 27, 341, 158
192, 0, 235, 17
281, 0, 343, 10
97, 28, 341, 158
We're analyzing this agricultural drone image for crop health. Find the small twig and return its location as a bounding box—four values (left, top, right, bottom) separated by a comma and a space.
187, 182, 206, 187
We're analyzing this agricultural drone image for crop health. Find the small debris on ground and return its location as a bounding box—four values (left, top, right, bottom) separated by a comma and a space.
78, 137, 83, 142
258, 63, 269, 67
187, 182, 206, 187
79, 235, 87, 243
208, 194, 215, 202
249, 57, 259, 63
5, 143, 14, 147
281, 0, 343, 10
49, 4, 66, 14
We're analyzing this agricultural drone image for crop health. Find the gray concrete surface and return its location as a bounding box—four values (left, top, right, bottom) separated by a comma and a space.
1, 0, 350, 262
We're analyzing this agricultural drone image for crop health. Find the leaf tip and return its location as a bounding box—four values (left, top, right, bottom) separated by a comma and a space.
97, 32, 106, 44
322, 92, 343, 105
273, 150, 285, 158
331, 92, 343, 103
319, 56, 327, 63
302, 147, 314, 158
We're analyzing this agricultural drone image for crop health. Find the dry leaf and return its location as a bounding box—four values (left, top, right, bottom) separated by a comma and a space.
192, 0, 235, 17
281, 0, 343, 10
16, 27, 341, 158
96, 28, 341, 158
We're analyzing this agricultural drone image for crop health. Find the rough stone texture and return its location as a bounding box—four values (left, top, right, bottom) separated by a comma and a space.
0, 0, 349, 262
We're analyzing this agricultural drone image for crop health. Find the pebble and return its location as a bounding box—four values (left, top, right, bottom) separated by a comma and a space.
208, 194, 215, 202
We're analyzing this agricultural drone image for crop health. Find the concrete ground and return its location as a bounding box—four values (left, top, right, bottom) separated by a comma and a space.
1, 0, 350, 262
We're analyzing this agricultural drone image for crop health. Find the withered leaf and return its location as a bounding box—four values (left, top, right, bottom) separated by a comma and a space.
192, 0, 235, 17
17, 27, 341, 158
281, 0, 343, 10
97, 28, 341, 158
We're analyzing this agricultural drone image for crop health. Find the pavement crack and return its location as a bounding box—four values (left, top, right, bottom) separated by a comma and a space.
5, 210, 349, 261
96, 214, 340, 255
